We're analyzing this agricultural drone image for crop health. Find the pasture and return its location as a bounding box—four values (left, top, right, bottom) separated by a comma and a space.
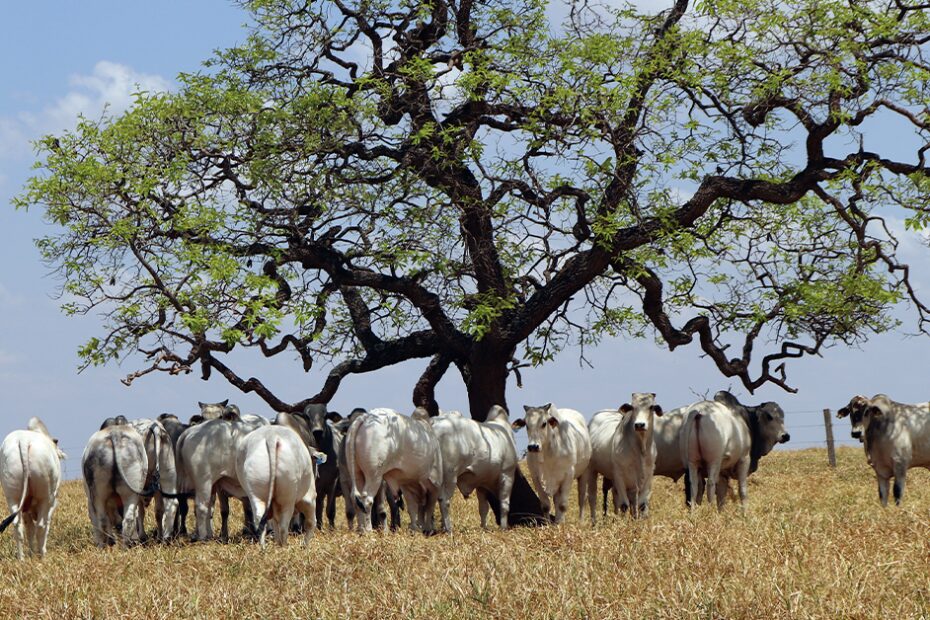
0, 447, 927, 619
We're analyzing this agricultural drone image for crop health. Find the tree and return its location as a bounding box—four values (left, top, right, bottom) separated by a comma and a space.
17, 0, 930, 520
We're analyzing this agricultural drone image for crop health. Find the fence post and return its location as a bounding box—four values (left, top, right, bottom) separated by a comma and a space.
823, 408, 836, 468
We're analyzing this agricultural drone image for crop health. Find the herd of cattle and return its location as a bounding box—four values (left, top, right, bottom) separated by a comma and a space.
0, 390, 927, 559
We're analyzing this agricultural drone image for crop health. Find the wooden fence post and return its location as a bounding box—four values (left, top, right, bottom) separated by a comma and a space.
823, 408, 836, 468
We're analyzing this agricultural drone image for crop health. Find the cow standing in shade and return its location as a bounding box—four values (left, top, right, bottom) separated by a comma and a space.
839, 394, 930, 506
431, 406, 518, 531
345, 407, 442, 533
275, 404, 342, 529
0, 418, 67, 559
82, 418, 153, 546
586, 393, 663, 521
680, 391, 790, 509
335, 409, 403, 531
512, 404, 591, 524
175, 410, 267, 541
237, 425, 321, 547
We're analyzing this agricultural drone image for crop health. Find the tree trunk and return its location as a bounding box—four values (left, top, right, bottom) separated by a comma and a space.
462, 351, 547, 526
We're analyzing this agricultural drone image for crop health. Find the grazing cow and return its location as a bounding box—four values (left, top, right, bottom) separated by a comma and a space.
840, 394, 930, 506
680, 391, 790, 509
236, 425, 321, 547
345, 407, 442, 533
335, 409, 403, 531
128, 418, 179, 541
197, 400, 229, 421
175, 411, 267, 541
431, 406, 518, 531
275, 405, 343, 529
82, 420, 154, 546
586, 394, 662, 521
512, 404, 592, 524
0, 418, 66, 559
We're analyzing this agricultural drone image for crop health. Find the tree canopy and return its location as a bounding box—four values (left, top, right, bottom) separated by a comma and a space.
17, 0, 930, 418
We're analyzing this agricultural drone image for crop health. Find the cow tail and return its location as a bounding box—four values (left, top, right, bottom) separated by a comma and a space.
0, 443, 30, 534
110, 435, 155, 498
345, 418, 364, 512
146, 424, 162, 496
694, 413, 705, 467
258, 437, 279, 532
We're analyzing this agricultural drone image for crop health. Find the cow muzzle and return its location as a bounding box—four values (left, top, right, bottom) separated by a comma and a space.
779, 433, 790, 444
634, 422, 647, 432
527, 444, 541, 453
851, 430, 862, 440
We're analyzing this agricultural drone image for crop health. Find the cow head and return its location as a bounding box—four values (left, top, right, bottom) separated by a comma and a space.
746, 402, 791, 456
485, 405, 509, 424
188, 414, 206, 426
221, 404, 242, 421
620, 392, 663, 440
836, 395, 870, 441
301, 404, 330, 441
513, 404, 559, 454
197, 399, 229, 420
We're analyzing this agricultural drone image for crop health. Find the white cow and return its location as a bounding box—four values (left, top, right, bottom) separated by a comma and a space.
512, 404, 592, 524
345, 407, 442, 533
82, 420, 152, 546
431, 406, 518, 531
680, 391, 790, 510
845, 394, 930, 506
175, 411, 267, 541
0, 418, 66, 559
585, 393, 662, 522
129, 418, 179, 541
236, 425, 321, 547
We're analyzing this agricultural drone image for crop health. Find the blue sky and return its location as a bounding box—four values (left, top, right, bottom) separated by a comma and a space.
1, 1, 927, 479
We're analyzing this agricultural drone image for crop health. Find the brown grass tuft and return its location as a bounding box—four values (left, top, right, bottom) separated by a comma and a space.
0, 447, 928, 619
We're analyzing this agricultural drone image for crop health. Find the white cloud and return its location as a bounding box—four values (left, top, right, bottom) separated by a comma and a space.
0, 61, 172, 161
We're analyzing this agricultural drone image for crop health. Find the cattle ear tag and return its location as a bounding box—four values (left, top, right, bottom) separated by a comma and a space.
313, 453, 327, 465
547, 417, 559, 428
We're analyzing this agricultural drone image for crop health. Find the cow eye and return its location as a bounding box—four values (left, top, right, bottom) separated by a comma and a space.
540, 422, 547, 429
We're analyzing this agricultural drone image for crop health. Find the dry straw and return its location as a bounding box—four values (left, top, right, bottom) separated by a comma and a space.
0, 447, 928, 619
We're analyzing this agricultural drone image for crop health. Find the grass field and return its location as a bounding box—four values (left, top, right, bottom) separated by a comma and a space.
0, 446, 928, 619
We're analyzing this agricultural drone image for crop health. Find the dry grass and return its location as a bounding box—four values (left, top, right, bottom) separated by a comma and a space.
0, 447, 928, 619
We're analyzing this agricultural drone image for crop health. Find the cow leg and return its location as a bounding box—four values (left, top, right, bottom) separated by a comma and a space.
686, 463, 702, 510
297, 496, 317, 546
218, 492, 231, 542
422, 486, 439, 535
498, 471, 515, 530
325, 483, 338, 529
602, 478, 613, 515
121, 493, 142, 546
474, 488, 490, 529
553, 473, 573, 524
90, 493, 110, 548
528, 467, 551, 521
356, 474, 383, 534
577, 469, 590, 525
585, 472, 597, 525
716, 475, 729, 510
36, 500, 56, 558
877, 475, 891, 507
194, 485, 214, 541
612, 481, 630, 515
389, 488, 403, 531
276, 504, 294, 547
893, 463, 908, 506
177, 497, 189, 537
401, 485, 422, 533
705, 462, 722, 510
439, 477, 457, 533
736, 458, 750, 508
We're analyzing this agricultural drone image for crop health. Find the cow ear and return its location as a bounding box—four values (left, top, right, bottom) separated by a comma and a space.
326, 411, 343, 423
547, 417, 559, 428
512, 418, 526, 430
866, 406, 883, 418
619, 403, 633, 413
522, 405, 531, 413
652, 405, 663, 416
221, 399, 229, 407
836, 407, 848, 419
197, 401, 205, 409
